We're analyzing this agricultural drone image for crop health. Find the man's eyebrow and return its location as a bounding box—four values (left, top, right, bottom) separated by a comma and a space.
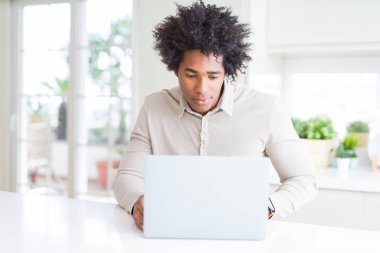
207, 71, 222, 75
183, 68, 222, 75
183, 68, 198, 74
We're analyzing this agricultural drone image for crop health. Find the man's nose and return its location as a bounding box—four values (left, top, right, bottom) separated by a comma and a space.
194, 77, 208, 94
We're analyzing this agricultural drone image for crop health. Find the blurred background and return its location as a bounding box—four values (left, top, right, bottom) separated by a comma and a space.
0, 0, 380, 230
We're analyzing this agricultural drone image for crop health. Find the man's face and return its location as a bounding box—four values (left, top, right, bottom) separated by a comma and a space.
177, 49, 225, 115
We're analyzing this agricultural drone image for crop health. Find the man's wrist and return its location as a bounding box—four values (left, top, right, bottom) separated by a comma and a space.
268, 197, 276, 219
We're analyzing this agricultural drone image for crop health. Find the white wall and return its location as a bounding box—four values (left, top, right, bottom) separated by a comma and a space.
132, 0, 252, 117
248, 0, 283, 98
267, 0, 380, 56
0, 0, 11, 191
268, 0, 380, 45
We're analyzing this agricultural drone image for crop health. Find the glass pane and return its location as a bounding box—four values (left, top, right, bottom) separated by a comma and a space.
76, 0, 133, 200
81, 97, 110, 144
110, 96, 131, 145
85, 145, 124, 193
88, 145, 109, 191
24, 95, 66, 141
85, 0, 132, 38
80, 97, 131, 145
22, 50, 69, 95
23, 4, 70, 51
23, 139, 67, 195
25, 96, 51, 132
85, 53, 132, 97
84, 0, 132, 97
23, 94, 68, 194
20, 3, 70, 195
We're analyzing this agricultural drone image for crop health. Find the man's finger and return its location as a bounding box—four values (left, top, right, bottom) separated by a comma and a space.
136, 196, 144, 210
132, 195, 145, 231
135, 220, 143, 231
134, 206, 143, 219
140, 196, 144, 207
134, 211, 144, 231
133, 215, 144, 231
134, 207, 144, 222
135, 203, 144, 214
134, 208, 143, 221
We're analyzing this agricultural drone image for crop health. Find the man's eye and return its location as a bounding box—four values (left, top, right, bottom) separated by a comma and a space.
186, 74, 196, 79
209, 76, 218, 80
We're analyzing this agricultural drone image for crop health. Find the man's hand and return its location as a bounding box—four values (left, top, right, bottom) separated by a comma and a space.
132, 195, 144, 231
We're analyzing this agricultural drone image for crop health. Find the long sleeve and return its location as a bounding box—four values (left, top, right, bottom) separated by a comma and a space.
114, 103, 151, 214
265, 99, 318, 218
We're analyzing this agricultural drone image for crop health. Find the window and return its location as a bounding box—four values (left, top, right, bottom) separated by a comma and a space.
14, 0, 133, 202
282, 57, 380, 139
19, 2, 71, 195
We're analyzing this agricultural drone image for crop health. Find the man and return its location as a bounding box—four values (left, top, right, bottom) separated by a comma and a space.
114, 1, 318, 231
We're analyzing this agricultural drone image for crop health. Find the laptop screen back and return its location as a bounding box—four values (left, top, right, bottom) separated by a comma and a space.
144, 155, 269, 240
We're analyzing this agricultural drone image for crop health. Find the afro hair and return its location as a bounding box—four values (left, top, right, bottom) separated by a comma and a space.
153, 1, 252, 81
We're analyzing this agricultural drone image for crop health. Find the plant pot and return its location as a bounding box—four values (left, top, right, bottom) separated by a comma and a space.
350, 133, 368, 147
349, 157, 358, 169
97, 160, 120, 189
301, 139, 335, 168
336, 158, 350, 173
57, 101, 67, 140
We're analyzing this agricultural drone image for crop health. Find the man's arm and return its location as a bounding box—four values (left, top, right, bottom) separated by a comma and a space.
265, 98, 318, 218
114, 103, 151, 214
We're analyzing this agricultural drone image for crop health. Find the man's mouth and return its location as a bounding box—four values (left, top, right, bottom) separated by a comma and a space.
192, 97, 211, 106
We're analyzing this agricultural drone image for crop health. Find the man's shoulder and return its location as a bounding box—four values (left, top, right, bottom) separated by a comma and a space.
145, 86, 181, 104
142, 86, 181, 114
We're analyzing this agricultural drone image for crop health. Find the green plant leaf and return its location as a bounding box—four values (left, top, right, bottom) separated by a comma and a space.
347, 121, 369, 133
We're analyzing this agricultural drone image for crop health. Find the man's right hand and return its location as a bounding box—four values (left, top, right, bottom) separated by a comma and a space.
132, 195, 144, 231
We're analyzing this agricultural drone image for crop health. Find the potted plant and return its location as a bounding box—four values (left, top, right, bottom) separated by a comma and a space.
292, 116, 336, 168
343, 134, 359, 169
97, 160, 120, 189
41, 77, 68, 140
335, 142, 350, 172
347, 121, 369, 147
291, 118, 307, 138
97, 147, 125, 189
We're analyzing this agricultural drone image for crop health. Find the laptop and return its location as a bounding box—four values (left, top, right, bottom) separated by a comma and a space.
144, 155, 269, 240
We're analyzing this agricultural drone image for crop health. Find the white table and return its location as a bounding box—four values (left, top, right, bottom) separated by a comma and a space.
0, 191, 379, 253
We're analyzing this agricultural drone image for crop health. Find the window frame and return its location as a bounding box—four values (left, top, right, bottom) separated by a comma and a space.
10, 0, 132, 199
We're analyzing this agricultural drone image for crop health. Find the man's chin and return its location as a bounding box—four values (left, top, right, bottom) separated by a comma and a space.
191, 105, 210, 115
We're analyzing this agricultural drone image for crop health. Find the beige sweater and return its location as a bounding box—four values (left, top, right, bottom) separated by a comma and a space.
114, 82, 318, 218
